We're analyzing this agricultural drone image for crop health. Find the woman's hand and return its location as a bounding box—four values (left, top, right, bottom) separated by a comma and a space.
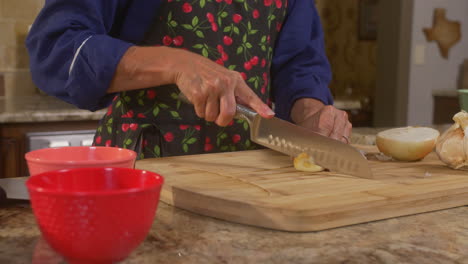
108, 46, 274, 127
172, 49, 274, 126
291, 98, 352, 144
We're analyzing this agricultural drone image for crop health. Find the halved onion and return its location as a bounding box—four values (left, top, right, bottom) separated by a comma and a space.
376, 126, 440, 161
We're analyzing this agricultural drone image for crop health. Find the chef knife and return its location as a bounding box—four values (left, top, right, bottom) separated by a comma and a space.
0, 177, 29, 201
179, 93, 373, 179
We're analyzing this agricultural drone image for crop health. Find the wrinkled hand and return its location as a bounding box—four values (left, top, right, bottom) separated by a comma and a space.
291, 98, 352, 144
173, 49, 274, 126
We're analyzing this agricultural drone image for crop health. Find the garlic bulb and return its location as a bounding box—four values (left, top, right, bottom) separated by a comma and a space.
376, 126, 439, 161
436, 111, 468, 169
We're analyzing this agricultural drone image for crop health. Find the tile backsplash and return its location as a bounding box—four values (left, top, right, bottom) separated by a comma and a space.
0, 0, 44, 97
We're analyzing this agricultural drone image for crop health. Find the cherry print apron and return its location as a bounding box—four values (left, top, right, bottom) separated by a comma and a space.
94, 0, 288, 159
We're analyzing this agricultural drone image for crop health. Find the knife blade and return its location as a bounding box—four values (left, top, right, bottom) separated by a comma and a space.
0, 177, 30, 200
178, 93, 373, 178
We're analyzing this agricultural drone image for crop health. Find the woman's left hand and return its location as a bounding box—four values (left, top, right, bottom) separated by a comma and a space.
290, 98, 352, 144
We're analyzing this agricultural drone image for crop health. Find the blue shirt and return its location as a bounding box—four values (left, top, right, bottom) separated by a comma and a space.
26, 0, 333, 121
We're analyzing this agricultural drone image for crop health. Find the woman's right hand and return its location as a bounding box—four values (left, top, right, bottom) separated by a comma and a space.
109, 46, 274, 127
170, 48, 274, 126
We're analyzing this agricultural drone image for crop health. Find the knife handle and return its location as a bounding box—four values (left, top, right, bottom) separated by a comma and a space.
178, 92, 257, 124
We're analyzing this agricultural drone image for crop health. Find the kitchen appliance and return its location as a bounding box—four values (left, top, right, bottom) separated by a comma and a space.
27, 130, 96, 150
0, 130, 97, 202
0, 177, 28, 201
136, 145, 468, 232
178, 94, 372, 179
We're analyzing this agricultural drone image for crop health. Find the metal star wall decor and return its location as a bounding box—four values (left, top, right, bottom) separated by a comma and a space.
423, 8, 461, 59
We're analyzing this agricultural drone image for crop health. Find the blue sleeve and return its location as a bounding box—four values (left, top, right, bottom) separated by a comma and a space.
26, 0, 134, 111
271, 0, 333, 121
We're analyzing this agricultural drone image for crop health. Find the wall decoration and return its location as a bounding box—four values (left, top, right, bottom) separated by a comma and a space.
423, 8, 461, 59
358, 0, 379, 41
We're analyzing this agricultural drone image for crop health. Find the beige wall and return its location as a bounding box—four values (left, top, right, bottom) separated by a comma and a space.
316, 0, 377, 103
0, 0, 44, 96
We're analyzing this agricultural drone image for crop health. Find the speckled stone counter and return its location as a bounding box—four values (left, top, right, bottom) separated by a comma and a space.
0, 96, 106, 123
0, 201, 467, 264
1, 97, 465, 263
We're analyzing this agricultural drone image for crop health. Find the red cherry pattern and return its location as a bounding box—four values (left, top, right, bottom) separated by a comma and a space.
172, 36, 184, 46
147, 90, 157, 99
252, 9, 260, 19
232, 134, 241, 144
223, 35, 233, 46
164, 132, 174, 142
162, 35, 172, 46
233, 14, 242, 23
182, 3, 192, 13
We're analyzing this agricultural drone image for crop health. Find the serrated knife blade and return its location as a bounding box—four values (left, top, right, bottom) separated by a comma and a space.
179, 93, 373, 178
244, 110, 373, 178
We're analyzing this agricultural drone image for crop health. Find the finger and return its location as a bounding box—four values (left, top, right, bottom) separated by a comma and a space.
216, 93, 236, 126
190, 89, 207, 119
313, 106, 335, 137
342, 120, 352, 144
329, 110, 349, 142
204, 93, 219, 122
236, 81, 274, 118
345, 119, 352, 137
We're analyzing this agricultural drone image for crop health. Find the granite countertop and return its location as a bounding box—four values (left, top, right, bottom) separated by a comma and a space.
1, 201, 467, 264
0, 96, 106, 123
1, 97, 465, 263
1, 127, 467, 263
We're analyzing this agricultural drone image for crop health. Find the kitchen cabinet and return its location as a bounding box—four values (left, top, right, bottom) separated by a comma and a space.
0, 120, 99, 178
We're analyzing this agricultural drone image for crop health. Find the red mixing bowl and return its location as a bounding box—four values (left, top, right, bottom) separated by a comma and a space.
26, 167, 164, 264
25, 146, 137, 176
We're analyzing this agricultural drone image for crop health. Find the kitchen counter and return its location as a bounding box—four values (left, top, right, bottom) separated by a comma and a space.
1, 127, 467, 263
0, 96, 106, 123
1, 201, 467, 264
1, 97, 465, 263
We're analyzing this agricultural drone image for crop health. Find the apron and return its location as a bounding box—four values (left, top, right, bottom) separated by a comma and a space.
94, 0, 288, 159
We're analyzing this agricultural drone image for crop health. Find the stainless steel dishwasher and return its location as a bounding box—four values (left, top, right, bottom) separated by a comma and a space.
26, 130, 97, 151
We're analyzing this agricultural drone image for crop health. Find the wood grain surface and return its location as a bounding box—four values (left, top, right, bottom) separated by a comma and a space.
136, 146, 468, 231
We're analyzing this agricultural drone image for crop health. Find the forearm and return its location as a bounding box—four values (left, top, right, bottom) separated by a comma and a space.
107, 46, 179, 93
290, 98, 325, 124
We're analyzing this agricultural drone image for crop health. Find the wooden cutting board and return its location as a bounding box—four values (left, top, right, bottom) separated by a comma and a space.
135, 145, 468, 232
